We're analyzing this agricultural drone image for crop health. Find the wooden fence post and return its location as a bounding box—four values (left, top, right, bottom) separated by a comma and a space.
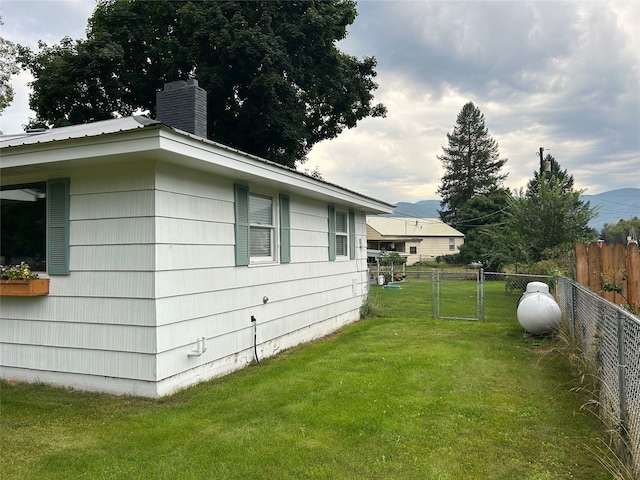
574, 241, 639, 309
588, 241, 602, 293
613, 243, 627, 306
575, 242, 588, 287
601, 244, 614, 303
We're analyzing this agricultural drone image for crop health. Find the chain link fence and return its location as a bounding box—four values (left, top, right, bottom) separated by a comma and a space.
557, 276, 640, 478
373, 269, 639, 476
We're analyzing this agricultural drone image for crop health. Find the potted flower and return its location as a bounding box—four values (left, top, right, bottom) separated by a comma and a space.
0, 262, 49, 296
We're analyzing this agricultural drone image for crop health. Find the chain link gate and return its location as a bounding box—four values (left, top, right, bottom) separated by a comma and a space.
431, 269, 485, 321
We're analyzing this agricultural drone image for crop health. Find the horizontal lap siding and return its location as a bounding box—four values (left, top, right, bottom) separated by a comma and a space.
0, 296, 155, 325
153, 164, 239, 384
153, 171, 370, 386
2, 320, 154, 352
1, 344, 155, 381
1, 162, 158, 385
3, 158, 373, 396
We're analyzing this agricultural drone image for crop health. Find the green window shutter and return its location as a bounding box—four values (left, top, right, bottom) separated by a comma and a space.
47, 178, 70, 275
328, 205, 336, 261
279, 194, 291, 264
349, 209, 356, 260
234, 184, 250, 266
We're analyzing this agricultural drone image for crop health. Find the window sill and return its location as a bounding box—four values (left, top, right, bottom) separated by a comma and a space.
0, 279, 50, 296
248, 261, 279, 267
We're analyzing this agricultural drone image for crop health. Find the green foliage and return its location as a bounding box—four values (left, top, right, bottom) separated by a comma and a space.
359, 293, 379, 319
436, 253, 463, 265
454, 189, 511, 271
18, 0, 386, 168
378, 250, 406, 266
502, 260, 562, 293
602, 270, 639, 315
0, 16, 20, 116
437, 102, 508, 226
601, 218, 640, 245
524, 259, 565, 277
504, 175, 598, 264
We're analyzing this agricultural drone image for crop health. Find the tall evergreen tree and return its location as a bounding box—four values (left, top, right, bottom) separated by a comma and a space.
436, 102, 508, 227
18, 0, 386, 168
455, 188, 511, 271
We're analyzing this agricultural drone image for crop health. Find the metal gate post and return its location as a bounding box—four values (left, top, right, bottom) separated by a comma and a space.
431, 269, 437, 319
570, 283, 577, 345
479, 269, 485, 322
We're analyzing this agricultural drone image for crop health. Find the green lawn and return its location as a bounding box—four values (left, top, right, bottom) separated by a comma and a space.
1, 278, 611, 479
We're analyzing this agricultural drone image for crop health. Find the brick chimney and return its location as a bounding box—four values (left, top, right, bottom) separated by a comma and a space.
156, 79, 207, 138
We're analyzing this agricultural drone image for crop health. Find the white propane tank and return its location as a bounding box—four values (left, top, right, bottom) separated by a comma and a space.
516, 282, 561, 335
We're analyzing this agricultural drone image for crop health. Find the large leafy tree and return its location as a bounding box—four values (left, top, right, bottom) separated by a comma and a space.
601, 218, 640, 245
18, 0, 386, 168
505, 177, 598, 263
0, 17, 20, 116
437, 102, 508, 226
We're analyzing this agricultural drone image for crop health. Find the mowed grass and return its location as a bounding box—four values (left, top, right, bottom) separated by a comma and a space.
1, 278, 610, 479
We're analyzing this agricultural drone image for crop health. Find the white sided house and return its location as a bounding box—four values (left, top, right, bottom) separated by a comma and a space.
367, 216, 464, 265
0, 80, 393, 397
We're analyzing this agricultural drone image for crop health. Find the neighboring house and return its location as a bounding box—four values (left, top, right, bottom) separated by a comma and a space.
366, 216, 464, 265
0, 80, 393, 397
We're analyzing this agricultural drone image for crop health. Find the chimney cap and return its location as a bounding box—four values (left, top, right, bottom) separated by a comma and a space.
163, 79, 199, 91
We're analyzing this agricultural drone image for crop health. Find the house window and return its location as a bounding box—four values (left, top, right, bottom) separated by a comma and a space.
328, 206, 356, 261
410, 246, 417, 255
449, 238, 456, 251
234, 184, 290, 266
249, 194, 274, 261
0, 178, 70, 274
335, 210, 348, 256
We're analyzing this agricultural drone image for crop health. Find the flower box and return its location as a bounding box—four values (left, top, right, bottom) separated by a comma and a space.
0, 279, 50, 297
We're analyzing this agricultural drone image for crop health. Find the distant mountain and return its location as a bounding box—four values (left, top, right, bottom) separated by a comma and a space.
381, 188, 639, 232
583, 188, 639, 232
384, 200, 441, 219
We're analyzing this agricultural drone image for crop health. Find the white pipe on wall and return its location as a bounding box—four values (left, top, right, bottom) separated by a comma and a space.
187, 336, 207, 357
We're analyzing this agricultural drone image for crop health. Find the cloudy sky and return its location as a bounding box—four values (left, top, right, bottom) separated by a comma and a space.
1, 0, 639, 206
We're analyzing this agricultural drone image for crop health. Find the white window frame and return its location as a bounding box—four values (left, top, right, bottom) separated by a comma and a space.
335, 210, 348, 257
249, 193, 276, 264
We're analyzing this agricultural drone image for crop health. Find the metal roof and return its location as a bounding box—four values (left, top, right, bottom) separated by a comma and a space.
366, 216, 464, 237
0, 116, 158, 148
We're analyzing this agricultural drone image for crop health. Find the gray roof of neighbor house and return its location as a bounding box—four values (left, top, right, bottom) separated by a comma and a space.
367, 216, 464, 238
1, 116, 395, 215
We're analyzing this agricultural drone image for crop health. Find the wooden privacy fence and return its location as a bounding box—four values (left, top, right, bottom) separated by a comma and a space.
574, 241, 640, 309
